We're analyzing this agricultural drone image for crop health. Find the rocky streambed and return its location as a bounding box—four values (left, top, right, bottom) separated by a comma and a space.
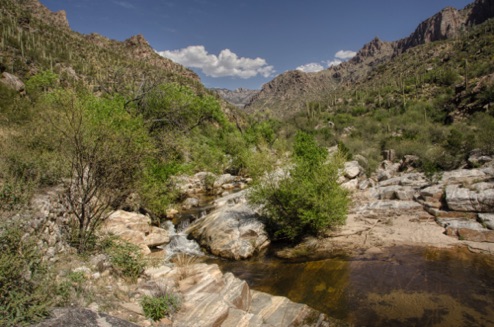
30, 158, 494, 326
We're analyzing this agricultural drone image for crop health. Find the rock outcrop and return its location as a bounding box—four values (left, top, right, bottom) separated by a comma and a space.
187, 191, 270, 260
102, 210, 170, 255
348, 156, 494, 249
170, 263, 346, 327
21, 0, 69, 29
0, 72, 25, 93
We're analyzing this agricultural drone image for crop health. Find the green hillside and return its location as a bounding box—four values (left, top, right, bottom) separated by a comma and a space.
274, 19, 494, 175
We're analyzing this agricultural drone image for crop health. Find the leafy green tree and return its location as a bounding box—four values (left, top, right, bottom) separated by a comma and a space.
45, 90, 150, 252
250, 131, 349, 241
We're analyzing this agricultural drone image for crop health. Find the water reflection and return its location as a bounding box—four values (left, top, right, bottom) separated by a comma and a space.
210, 246, 494, 327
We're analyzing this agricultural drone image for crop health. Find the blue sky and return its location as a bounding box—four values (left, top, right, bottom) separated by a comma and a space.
40, 0, 473, 90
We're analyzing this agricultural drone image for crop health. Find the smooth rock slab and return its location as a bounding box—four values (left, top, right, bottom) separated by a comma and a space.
457, 228, 494, 243
188, 202, 269, 260
445, 184, 494, 212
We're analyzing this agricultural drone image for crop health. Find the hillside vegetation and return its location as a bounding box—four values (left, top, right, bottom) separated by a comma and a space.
256, 18, 494, 175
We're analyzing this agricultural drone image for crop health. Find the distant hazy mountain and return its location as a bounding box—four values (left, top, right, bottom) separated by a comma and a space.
211, 88, 259, 108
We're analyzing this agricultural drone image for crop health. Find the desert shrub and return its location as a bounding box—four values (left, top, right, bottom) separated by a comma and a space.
25, 70, 59, 97
55, 271, 87, 306
250, 131, 349, 241
472, 112, 494, 155
0, 223, 53, 325
141, 292, 181, 321
101, 236, 145, 282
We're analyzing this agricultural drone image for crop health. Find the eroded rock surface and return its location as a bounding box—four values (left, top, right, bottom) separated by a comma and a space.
188, 191, 269, 260
102, 210, 169, 254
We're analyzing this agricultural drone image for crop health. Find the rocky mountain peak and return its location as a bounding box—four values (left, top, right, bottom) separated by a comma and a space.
350, 37, 394, 64
124, 34, 151, 50
20, 0, 69, 29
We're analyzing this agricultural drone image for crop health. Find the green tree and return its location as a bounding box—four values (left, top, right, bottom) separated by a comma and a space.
250, 132, 349, 241
45, 90, 150, 252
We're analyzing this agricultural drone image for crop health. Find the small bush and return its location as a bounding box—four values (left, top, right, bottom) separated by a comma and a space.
55, 271, 87, 306
101, 237, 145, 282
250, 132, 349, 241
0, 223, 54, 325
141, 292, 181, 321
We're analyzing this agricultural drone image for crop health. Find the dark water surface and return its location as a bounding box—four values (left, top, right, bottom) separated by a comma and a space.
208, 246, 494, 327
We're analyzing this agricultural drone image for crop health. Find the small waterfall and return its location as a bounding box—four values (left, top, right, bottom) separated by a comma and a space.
162, 220, 204, 261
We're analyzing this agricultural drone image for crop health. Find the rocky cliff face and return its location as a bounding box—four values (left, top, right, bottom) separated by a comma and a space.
212, 88, 259, 108
247, 0, 494, 118
394, 7, 467, 52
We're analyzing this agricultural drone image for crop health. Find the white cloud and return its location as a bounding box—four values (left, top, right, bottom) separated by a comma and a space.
335, 50, 357, 60
157, 46, 275, 79
296, 63, 325, 73
326, 59, 343, 67
295, 49, 356, 73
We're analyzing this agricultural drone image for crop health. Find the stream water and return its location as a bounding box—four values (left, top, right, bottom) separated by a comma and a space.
168, 192, 494, 327
209, 246, 494, 327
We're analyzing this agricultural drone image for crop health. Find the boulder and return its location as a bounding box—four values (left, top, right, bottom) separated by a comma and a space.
214, 174, 236, 188
343, 161, 361, 179
182, 197, 200, 210
478, 213, 494, 230
103, 210, 169, 254
445, 184, 494, 212
441, 169, 489, 184
0, 72, 25, 92
341, 178, 358, 191
467, 150, 493, 167
188, 201, 269, 260
399, 155, 420, 171
376, 161, 401, 181
378, 173, 428, 187
418, 184, 444, 210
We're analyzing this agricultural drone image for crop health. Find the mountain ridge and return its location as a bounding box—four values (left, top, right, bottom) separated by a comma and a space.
0, 0, 200, 93
246, 0, 494, 118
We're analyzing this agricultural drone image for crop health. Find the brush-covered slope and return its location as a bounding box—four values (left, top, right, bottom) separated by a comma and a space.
0, 0, 200, 94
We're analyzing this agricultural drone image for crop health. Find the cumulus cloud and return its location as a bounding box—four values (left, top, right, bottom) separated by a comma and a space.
296, 49, 356, 72
335, 50, 357, 60
157, 46, 275, 79
296, 63, 325, 73
326, 59, 343, 67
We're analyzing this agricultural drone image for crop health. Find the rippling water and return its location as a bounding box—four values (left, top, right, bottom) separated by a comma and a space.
210, 246, 494, 327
